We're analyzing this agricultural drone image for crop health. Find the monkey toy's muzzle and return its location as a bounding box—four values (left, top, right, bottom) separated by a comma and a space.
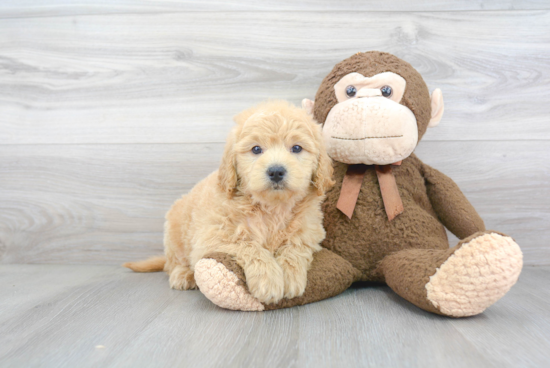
322, 97, 418, 166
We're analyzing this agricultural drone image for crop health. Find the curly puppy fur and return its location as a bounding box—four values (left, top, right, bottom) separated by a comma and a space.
124, 100, 334, 304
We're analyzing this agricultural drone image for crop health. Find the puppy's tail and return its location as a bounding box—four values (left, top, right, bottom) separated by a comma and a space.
122, 256, 166, 272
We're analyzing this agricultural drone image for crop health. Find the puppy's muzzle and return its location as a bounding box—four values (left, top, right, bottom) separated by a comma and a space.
267, 165, 286, 184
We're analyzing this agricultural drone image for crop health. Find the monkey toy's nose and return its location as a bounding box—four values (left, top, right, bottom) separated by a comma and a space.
267, 166, 287, 183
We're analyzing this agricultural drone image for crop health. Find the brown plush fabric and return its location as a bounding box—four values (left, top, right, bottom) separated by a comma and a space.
378, 248, 455, 315
422, 164, 485, 239
377, 230, 490, 315
379, 230, 510, 315
322, 155, 457, 282
314, 51, 432, 140
263, 249, 361, 310
280, 52, 494, 314
199, 52, 518, 316
203, 249, 360, 311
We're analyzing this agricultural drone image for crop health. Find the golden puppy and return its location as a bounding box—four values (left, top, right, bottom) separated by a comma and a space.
124, 100, 334, 304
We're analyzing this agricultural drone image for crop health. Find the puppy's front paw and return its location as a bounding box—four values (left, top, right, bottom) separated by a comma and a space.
281, 262, 308, 299
245, 260, 284, 305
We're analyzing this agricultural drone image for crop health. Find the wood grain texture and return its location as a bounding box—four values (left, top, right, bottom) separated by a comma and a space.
448, 266, 550, 367
1, 0, 549, 18
0, 6, 548, 267
0, 264, 548, 367
1, 141, 548, 265
1, 11, 550, 144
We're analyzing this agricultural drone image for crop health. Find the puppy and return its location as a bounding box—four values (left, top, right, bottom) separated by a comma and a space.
124, 100, 334, 304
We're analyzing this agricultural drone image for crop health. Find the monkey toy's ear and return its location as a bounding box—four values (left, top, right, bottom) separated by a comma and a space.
301, 98, 315, 116
428, 89, 444, 128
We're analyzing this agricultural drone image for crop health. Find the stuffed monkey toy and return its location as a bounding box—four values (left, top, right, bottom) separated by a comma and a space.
193, 51, 523, 317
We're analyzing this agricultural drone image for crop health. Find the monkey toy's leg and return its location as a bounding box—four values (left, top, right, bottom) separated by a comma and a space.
194, 249, 361, 311
378, 230, 523, 317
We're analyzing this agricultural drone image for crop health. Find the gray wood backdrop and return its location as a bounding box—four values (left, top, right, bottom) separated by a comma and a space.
1, 1, 549, 265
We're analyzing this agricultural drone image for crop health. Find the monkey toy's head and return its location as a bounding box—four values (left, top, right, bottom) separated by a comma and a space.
302, 51, 444, 166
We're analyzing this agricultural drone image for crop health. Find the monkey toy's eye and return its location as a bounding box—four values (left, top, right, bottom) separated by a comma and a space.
251, 146, 263, 154
380, 85, 393, 97
345, 85, 357, 98
291, 145, 302, 153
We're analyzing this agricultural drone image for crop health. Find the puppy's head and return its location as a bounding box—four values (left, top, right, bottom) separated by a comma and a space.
218, 100, 334, 203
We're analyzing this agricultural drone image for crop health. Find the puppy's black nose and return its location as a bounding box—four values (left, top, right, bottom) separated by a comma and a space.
267, 166, 287, 183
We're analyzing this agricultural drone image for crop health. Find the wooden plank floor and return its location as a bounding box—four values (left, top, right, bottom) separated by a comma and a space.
0, 264, 548, 367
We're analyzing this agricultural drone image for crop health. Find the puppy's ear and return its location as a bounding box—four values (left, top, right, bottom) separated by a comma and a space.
312, 127, 335, 196
218, 127, 239, 196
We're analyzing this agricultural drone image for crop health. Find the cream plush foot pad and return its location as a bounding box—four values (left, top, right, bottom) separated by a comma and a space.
426, 233, 523, 317
194, 258, 264, 311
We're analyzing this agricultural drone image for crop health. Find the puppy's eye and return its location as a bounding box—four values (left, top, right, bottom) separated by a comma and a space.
251, 146, 263, 154
291, 145, 302, 153
346, 85, 357, 98
380, 85, 392, 97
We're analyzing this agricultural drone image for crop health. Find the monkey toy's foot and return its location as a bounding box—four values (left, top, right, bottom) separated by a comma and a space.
426, 232, 523, 317
194, 253, 265, 311
195, 249, 360, 311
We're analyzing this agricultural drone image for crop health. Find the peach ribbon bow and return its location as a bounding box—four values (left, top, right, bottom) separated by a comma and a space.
336, 161, 404, 221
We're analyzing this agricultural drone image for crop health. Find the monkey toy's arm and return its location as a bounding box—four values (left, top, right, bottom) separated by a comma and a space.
421, 162, 485, 239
